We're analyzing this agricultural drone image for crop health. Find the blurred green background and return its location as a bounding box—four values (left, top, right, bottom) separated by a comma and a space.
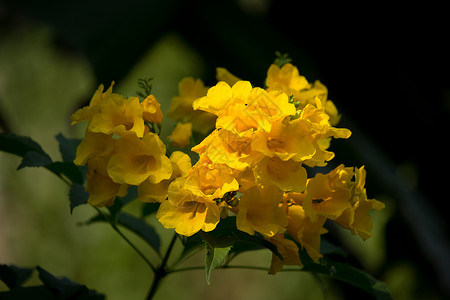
0, 1, 449, 299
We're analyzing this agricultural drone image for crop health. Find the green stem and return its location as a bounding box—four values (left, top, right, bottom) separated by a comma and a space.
94, 207, 156, 272
146, 233, 178, 300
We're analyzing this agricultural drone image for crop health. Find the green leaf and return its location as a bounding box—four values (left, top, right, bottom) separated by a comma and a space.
0, 265, 104, 299
0, 133, 83, 184
299, 249, 392, 300
55, 133, 81, 163
0, 264, 33, 289
0, 133, 50, 159
0, 286, 56, 300
16, 151, 52, 169
47, 162, 84, 184
86, 212, 161, 255
201, 216, 282, 260
204, 243, 232, 285
69, 184, 89, 214
37, 266, 105, 299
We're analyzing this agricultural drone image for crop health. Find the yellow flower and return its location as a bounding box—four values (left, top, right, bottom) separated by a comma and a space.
236, 184, 288, 237
251, 117, 317, 162
195, 81, 296, 135
334, 166, 385, 240
87, 94, 145, 137
265, 64, 341, 125
71, 83, 114, 125
85, 156, 128, 207
141, 94, 163, 124
253, 156, 307, 193
73, 130, 115, 166
286, 204, 327, 261
167, 122, 192, 148
267, 233, 302, 275
266, 63, 310, 94
193, 81, 239, 114
106, 132, 172, 186
215, 67, 241, 86
71, 83, 146, 138
156, 177, 220, 236
185, 155, 240, 200
251, 100, 351, 167
192, 128, 262, 170
138, 151, 191, 203
167, 77, 216, 134
302, 164, 355, 222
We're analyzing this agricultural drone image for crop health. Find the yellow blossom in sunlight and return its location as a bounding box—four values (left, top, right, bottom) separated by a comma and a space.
138, 151, 191, 203
302, 164, 355, 222
334, 166, 385, 240
141, 94, 163, 124
192, 128, 262, 170
71, 82, 147, 138
71, 83, 114, 125
265, 64, 341, 125
267, 233, 302, 275
156, 177, 220, 236
167, 122, 192, 148
194, 81, 296, 135
251, 117, 317, 162
215, 67, 241, 86
286, 203, 328, 261
251, 100, 351, 167
266, 63, 310, 93
73, 130, 115, 166
106, 132, 172, 186
167, 77, 216, 134
87, 94, 145, 137
85, 156, 128, 207
253, 156, 307, 193
236, 184, 288, 237
185, 155, 240, 200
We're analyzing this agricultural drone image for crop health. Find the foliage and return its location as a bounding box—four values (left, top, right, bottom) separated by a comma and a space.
0, 54, 392, 299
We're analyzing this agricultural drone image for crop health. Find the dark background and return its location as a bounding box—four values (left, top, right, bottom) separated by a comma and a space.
1, 1, 449, 299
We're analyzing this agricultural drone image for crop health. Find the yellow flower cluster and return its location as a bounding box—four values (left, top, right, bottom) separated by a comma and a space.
72, 62, 384, 273
71, 83, 186, 206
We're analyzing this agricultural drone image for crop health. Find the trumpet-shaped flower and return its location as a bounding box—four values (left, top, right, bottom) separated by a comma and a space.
215, 67, 241, 86
73, 130, 115, 166
85, 156, 128, 207
167, 77, 216, 134
266, 63, 310, 94
267, 234, 302, 275
302, 164, 355, 222
265, 63, 341, 125
106, 133, 172, 186
236, 184, 288, 237
251, 117, 317, 162
71, 83, 114, 125
253, 156, 307, 193
138, 151, 191, 203
167, 122, 192, 148
156, 178, 220, 236
87, 94, 145, 137
195, 81, 296, 135
185, 155, 240, 200
192, 128, 262, 170
334, 166, 385, 240
286, 204, 327, 261
141, 94, 163, 124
